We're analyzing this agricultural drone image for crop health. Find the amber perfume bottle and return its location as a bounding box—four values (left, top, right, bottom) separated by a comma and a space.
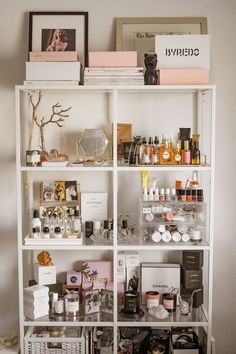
191, 135, 201, 165
182, 140, 191, 165
159, 136, 172, 164
172, 140, 182, 165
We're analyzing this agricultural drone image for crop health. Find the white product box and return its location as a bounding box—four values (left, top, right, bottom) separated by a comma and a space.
141, 263, 180, 304
117, 254, 126, 283
24, 285, 49, 320
25, 61, 81, 81
81, 192, 108, 223
155, 35, 210, 69
34, 264, 56, 285
24, 284, 49, 299
125, 253, 140, 290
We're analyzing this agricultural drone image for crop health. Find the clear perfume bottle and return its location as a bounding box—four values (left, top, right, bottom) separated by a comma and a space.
102, 220, 109, 240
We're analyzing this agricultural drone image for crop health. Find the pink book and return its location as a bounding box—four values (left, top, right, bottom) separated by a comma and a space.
159, 68, 209, 85
29, 51, 78, 62
89, 51, 137, 67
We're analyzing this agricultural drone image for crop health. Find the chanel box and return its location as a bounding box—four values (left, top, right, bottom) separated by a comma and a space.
34, 264, 56, 285
181, 269, 203, 289
141, 263, 180, 304
182, 251, 203, 270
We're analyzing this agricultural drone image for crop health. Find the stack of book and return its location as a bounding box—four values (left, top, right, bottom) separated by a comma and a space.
84, 51, 144, 85
25, 51, 81, 85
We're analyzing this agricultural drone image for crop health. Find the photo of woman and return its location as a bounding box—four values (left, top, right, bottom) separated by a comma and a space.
42, 28, 76, 51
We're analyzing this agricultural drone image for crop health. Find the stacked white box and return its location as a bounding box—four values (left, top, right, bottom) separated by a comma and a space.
34, 263, 56, 285
24, 285, 49, 320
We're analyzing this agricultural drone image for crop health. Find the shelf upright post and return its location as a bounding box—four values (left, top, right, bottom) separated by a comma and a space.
112, 88, 118, 353
15, 86, 24, 353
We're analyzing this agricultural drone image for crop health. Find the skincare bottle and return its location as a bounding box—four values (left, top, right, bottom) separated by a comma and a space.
32, 227, 40, 239
32, 210, 41, 236
186, 189, 192, 202
191, 134, 201, 165
182, 141, 191, 165
143, 188, 148, 202
165, 188, 171, 202
159, 136, 172, 164
154, 187, 159, 201
197, 189, 204, 202
149, 188, 154, 201
151, 136, 159, 165
192, 189, 198, 201
172, 140, 182, 165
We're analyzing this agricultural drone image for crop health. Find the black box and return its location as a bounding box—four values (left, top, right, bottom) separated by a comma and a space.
181, 286, 203, 308
182, 251, 203, 270
181, 269, 202, 289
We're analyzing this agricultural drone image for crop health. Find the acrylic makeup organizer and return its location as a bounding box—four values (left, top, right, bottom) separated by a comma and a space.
16, 85, 216, 353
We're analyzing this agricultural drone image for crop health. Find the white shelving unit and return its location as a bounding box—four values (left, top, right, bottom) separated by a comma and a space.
15, 84, 215, 353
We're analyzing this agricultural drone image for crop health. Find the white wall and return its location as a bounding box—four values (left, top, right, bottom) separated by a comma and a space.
0, 0, 235, 352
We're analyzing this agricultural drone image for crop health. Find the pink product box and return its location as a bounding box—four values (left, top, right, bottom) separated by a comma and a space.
67, 271, 81, 286
29, 51, 78, 62
159, 68, 209, 85
82, 261, 113, 289
89, 51, 137, 67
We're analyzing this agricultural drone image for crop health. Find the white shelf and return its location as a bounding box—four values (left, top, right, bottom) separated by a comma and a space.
21, 166, 114, 172
16, 84, 216, 354
117, 165, 211, 172
118, 306, 207, 327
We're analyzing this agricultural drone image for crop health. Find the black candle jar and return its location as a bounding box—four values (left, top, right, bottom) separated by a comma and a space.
124, 290, 140, 314
162, 292, 177, 312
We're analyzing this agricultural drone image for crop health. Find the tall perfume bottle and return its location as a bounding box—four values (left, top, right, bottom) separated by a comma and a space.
191, 134, 200, 165
182, 140, 191, 165
159, 136, 172, 164
146, 137, 153, 164
139, 137, 147, 164
172, 140, 182, 165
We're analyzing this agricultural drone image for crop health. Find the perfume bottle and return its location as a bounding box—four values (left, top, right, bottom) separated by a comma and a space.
108, 222, 113, 241
102, 220, 109, 239
73, 210, 81, 236
139, 137, 147, 164
31, 210, 41, 236
182, 141, 191, 164
191, 140, 200, 165
172, 140, 182, 165
151, 136, 159, 165
147, 137, 154, 164
119, 219, 131, 241
159, 136, 172, 164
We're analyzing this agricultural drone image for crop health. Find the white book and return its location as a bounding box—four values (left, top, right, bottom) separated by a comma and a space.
41, 160, 69, 167
26, 61, 81, 81
85, 67, 143, 73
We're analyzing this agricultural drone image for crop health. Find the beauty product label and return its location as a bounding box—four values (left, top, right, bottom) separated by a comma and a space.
163, 298, 174, 310
146, 297, 159, 309
162, 151, 170, 160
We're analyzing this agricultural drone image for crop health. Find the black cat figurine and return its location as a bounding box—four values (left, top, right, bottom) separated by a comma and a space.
144, 53, 158, 85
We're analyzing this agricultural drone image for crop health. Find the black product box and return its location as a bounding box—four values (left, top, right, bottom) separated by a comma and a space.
181, 269, 202, 289
170, 328, 200, 354
182, 251, 203, 270
181, 286, 203, 308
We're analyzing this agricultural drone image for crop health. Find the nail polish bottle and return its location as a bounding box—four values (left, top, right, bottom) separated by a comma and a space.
159, 188, 165, 202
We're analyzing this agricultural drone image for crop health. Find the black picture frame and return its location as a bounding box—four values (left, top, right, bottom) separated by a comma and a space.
28, 11, 89, 67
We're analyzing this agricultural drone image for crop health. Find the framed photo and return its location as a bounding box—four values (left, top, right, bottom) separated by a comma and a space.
84, 289, 100, 315
116, 17, 208, 67
100, 289, 113, 315
29, 12, 89, 67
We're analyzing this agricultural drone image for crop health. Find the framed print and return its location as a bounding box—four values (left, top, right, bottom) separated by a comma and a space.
29, 12, 88, 67
84, 289, 100, 315
116, 17, 208, 67
100, 289, 113, 315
